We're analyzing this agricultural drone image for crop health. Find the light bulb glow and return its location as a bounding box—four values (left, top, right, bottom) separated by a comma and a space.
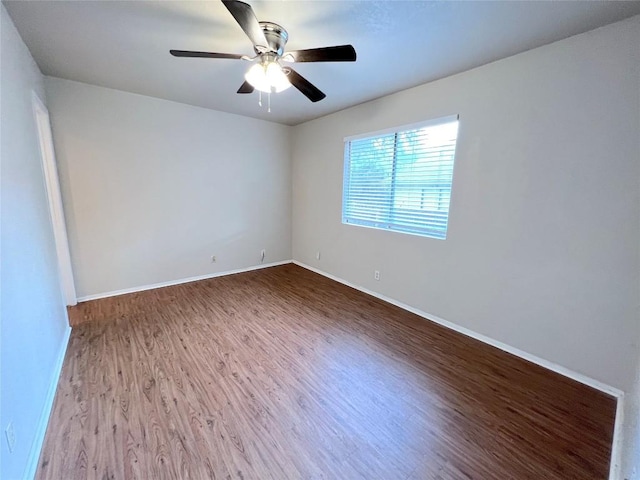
265, 63, 291, 92
245, 61, 291, 93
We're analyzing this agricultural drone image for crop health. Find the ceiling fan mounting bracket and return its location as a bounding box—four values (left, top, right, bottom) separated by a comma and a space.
257, 22, 288, 56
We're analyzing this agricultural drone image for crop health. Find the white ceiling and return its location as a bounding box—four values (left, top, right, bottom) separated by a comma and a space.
5, 1, 640, 125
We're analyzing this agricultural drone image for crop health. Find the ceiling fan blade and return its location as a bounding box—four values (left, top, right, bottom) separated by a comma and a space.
221, 0, 268, 50
284, 45, 356, 63
237, 81, 254, 94
170, 50, 244, 60
286, 68, 326, 103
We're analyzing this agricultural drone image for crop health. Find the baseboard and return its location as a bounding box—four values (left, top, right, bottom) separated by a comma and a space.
71, 259, 626, 480
293, 261, 622, 396
609, 394, 625, 480
292, 261, 626, 479
76, 260, 293, 302
23, 323, 72, 480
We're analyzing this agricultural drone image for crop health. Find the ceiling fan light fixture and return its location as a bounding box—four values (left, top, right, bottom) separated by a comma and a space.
245, 61, 291, 93
172, 0, 356, 103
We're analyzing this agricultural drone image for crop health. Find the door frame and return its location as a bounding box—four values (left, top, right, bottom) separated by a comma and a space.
32, 91, 77, 306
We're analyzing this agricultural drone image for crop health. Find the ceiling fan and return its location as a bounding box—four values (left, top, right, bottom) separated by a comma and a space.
170, 0, 356, 103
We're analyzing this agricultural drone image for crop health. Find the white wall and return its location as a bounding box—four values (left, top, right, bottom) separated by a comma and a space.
0, 5, 71, 479
45, 78, 292, 299
292, 17, 640, 393
13, 11, 639, 479
294, 18, 640, 478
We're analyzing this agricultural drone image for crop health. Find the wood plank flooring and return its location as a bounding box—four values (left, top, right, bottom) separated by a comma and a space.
39, 264, 616, 479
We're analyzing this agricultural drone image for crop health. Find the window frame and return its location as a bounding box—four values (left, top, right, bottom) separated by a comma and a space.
342, 114, 459, 240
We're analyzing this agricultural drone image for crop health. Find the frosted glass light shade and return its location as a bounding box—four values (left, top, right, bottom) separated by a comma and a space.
245, 62, 291, 93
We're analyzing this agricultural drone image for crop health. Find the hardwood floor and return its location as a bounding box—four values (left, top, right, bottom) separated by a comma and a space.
39, 264, 615, 479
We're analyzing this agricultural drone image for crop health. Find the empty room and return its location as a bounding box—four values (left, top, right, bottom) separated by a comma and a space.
2, 1, 640, 479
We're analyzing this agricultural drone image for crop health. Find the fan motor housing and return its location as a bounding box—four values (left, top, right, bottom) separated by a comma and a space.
258, 22, 288, 56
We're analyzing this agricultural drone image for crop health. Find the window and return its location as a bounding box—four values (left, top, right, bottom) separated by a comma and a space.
342, 115, 459, 240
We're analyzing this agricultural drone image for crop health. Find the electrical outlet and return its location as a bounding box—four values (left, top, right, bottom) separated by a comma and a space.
316, 251, 321, 260
211, 255, 216, 263
374, 270, 380, 281
5, 422, 15, 453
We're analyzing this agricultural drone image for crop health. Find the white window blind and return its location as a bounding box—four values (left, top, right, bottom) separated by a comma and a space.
342, 116, 459, 239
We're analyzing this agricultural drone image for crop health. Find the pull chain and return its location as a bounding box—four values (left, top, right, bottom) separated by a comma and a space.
256, 91, 272, 113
